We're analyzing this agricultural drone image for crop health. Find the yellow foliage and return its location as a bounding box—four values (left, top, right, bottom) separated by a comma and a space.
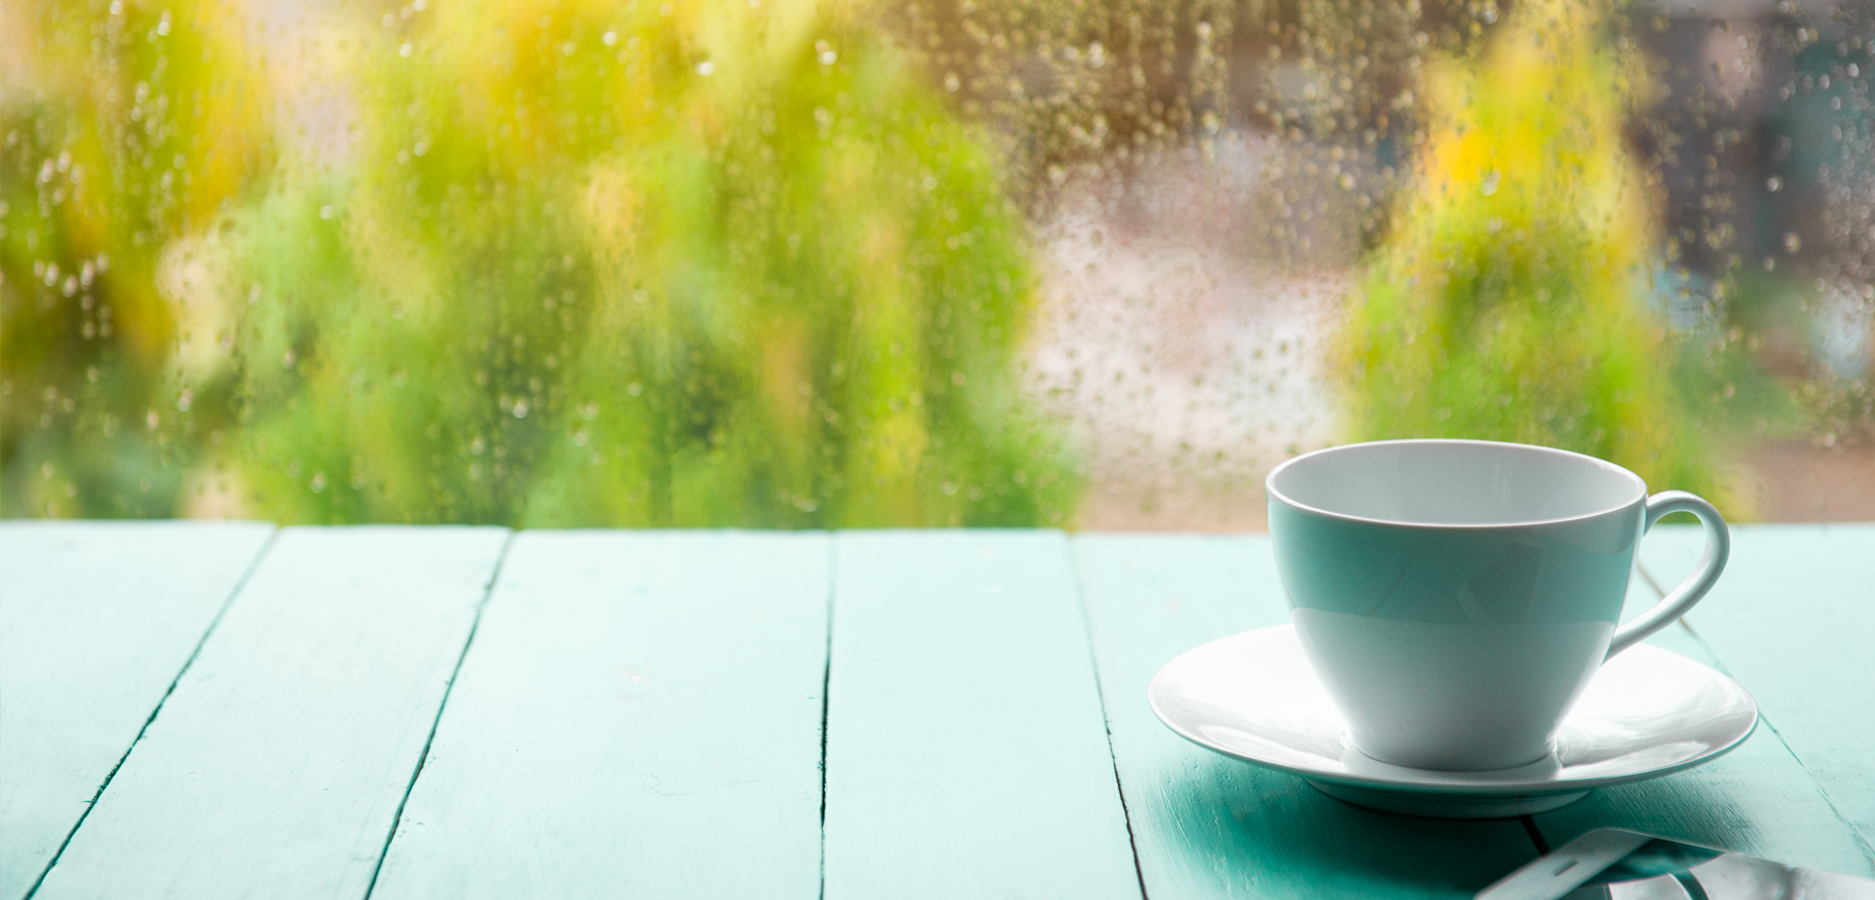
1342, 0, 1729, 506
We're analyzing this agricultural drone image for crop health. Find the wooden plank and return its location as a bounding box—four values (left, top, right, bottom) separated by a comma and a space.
0, 521, 275, 900
1073, 534, 1539, 899
1531, 538, 1875, 873
1575, 523, 1875, 863
1677, 524, 1875, 858
823, 530, 1141, 900
31, 526, 510, 900
370, 531, 829, 898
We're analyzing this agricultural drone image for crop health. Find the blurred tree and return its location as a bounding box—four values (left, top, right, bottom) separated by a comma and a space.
219, 0, 1078, 526
0, 0, 270, 517
1338, 0, 1731, 507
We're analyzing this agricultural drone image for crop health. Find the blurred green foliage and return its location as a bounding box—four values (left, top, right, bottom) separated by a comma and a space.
11, 0, 1848, 527
4, 0, 1078, 526
2, 0, 268, 516
1339, 0, 1734, 509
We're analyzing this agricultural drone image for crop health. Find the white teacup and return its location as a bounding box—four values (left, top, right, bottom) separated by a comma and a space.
1265, 439, 1729, 772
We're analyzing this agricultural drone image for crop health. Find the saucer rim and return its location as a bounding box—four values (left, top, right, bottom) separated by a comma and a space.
1148, 624, 1759, 798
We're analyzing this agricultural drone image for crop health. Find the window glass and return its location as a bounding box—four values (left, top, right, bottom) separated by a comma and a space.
4, 0, 1871, 527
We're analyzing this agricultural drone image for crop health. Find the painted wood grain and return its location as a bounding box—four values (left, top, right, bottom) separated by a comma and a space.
823, 530, 1141, 900
0, 521, 275, 900
1621, 524, 1875, 861
369, 531, 829, 898
1532, 541, 1875, 872
31, 526, 509, 900
1073, 534, 1540, 899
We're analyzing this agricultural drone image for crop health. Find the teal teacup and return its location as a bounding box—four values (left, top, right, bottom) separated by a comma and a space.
1266, 439, 1729, 772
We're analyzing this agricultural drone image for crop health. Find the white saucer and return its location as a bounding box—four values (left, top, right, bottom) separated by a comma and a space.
1148, 624, 1758, 818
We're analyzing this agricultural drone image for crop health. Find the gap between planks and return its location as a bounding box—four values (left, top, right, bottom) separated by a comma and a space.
1065, 537, 1155, 900
21, 528, 283, 900
361, 531, 520, 900
818, 536, 835, 900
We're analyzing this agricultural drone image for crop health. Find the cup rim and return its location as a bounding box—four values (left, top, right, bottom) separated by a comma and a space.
1265, 438, 1648, 529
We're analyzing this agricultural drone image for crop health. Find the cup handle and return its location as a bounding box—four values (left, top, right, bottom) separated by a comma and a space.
1606, 491, 1731, 660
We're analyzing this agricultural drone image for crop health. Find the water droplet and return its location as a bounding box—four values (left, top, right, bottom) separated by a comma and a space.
696, 61, 714, 76
1481, 170, 1501, 196
1784, 232, 1802, 253
1766, 176, 1782, 192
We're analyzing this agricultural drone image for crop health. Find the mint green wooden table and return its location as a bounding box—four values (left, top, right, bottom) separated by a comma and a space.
2, 523, 1870, 898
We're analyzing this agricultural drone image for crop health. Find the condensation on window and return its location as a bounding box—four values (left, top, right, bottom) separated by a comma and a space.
3, 0, 1872, 527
